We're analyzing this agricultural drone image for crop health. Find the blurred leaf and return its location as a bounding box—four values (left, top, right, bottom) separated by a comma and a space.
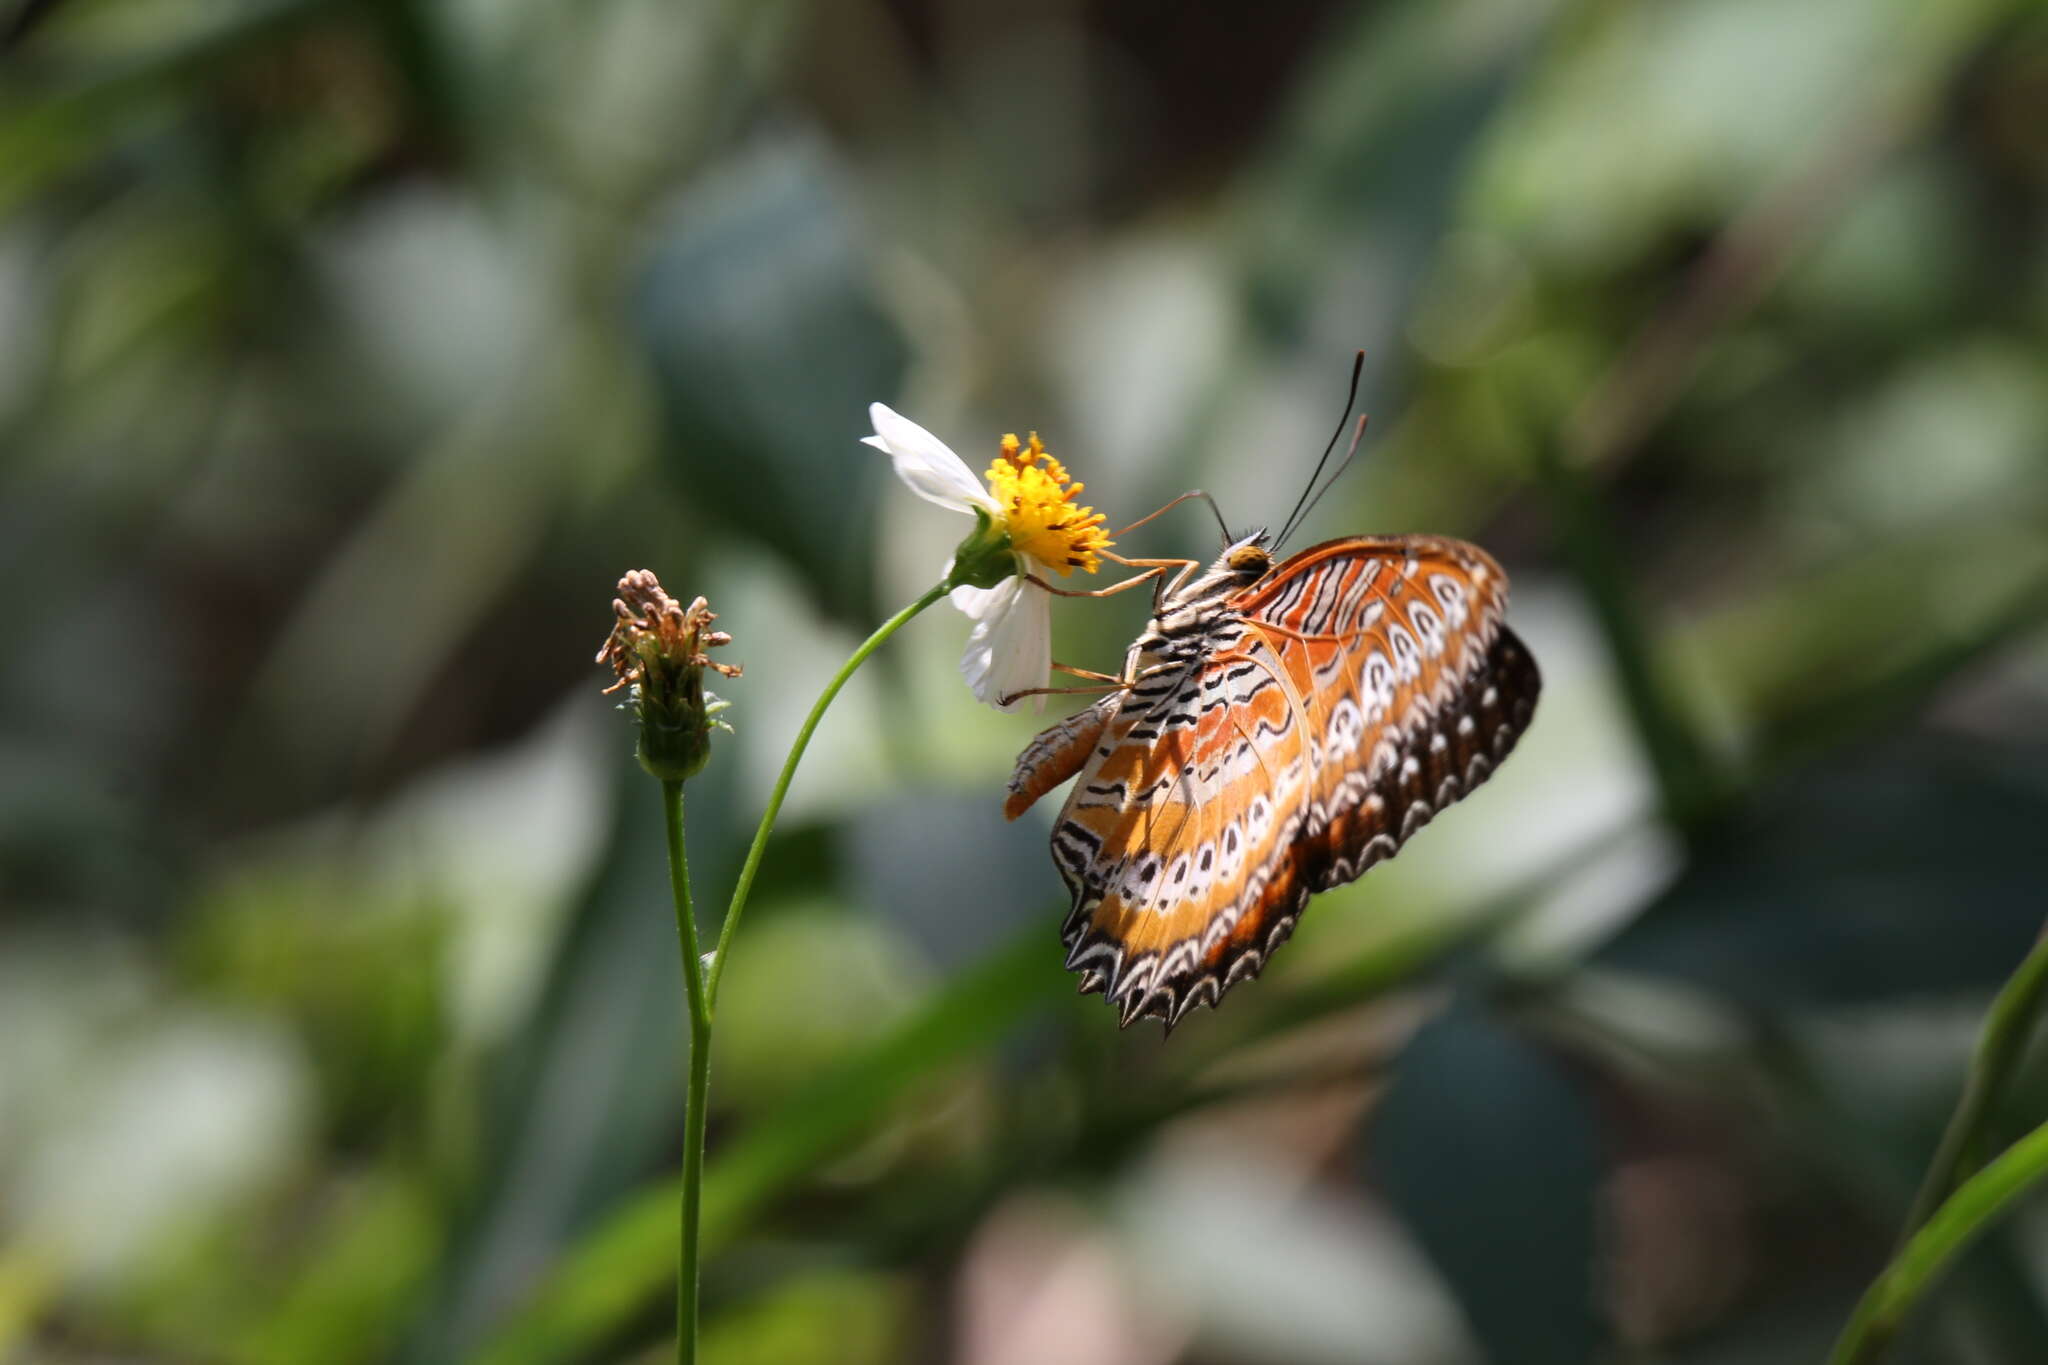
1370, 994, 1605, 1365
181, 871, 449, 1144
702, 1269, 913, 1365
1113, 0, 1560, 532
231, 1171, 442, 1365
845, 786, 1058, 970
107, 1161, 439, 1365
1598, 743, 2048, 1008
710, 908, 923, 1114
1213, 820, 1634, 1053
1687, 515, 2048, 771
1532, 422, 1731, 835
1235, 0, 1560, 346
0, 0, 324, 211
468, 923, 1071, 1365
632, 130, 906, 629
400, 751, 747, 1363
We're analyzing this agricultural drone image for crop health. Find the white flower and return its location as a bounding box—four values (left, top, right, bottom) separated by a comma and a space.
862, 403, 1111, 713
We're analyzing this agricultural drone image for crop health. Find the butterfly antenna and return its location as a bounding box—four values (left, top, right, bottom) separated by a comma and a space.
1276, 350, 1366, 551
1278, 414, 1370, 551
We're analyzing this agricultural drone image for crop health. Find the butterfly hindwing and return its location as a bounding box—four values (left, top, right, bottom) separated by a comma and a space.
1054, 623, 1317, 1024
1012, 535, 1540, 1027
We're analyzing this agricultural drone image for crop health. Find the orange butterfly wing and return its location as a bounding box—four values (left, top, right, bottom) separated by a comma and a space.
1011, 536, 1540, 1027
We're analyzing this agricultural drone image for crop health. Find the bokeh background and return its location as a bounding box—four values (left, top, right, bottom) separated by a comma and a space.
6, 0, 2048, 1361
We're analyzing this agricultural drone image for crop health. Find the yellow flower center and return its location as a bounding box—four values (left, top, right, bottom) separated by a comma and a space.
983, 432, 1112, 577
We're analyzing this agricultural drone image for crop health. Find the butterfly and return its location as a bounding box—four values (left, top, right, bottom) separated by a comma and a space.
1002, 529, 1539, 1028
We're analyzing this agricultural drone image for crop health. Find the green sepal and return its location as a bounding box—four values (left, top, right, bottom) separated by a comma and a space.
943, 506, 1018, 591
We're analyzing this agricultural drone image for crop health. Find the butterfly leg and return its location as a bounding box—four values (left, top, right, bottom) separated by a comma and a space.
1109, 489, 1229, 539
1003, 660, 1179, 712
995, 681, 1131, 707
1100, 552, 1201, 571
1020, 555, 1200, 614
1100, 551, 1203, 612
1021, 567, 1168, 600
1053, 661, 1125, 683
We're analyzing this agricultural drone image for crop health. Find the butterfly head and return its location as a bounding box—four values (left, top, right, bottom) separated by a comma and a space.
1165, 529, 1274, 612
1220, 529, 1273, 580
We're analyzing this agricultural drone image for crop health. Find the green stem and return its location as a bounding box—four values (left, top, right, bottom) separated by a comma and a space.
660, 780, 709, 1365
658, 580, 949, 1365
1901, 924, 2048, 1239
1828, 1117, 2048, 1365
703, 580, 950, 1009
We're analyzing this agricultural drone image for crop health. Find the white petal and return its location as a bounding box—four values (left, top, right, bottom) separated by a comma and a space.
948, 579, 1005, 617
862, 403, 993, 513
956, 577, 1051, 713
952, 576, 1020, 695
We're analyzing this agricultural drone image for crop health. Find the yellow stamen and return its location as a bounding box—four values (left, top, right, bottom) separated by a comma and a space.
984, 431, 1112, 576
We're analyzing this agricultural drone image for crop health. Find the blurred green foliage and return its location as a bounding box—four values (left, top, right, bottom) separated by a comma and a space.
4, 0, 2048, 1362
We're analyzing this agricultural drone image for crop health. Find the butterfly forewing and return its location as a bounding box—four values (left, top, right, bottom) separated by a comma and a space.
1012, 535, 1540, 1027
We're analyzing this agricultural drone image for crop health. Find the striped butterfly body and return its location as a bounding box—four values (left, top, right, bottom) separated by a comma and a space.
1004, 532, 1539, 1028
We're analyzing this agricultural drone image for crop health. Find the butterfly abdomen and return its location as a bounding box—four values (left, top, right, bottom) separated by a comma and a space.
1005, 693, 1118, 823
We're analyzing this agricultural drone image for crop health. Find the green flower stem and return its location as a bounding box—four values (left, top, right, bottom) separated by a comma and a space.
660, 779, 709, 1365
1900, 924, 2048, 1239
658, 579, 948, 1365
703, 579, 950, 1009
1828, 1116, 2048, 1365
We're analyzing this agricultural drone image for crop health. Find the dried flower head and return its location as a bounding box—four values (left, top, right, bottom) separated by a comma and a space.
597, 571, 740, 780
